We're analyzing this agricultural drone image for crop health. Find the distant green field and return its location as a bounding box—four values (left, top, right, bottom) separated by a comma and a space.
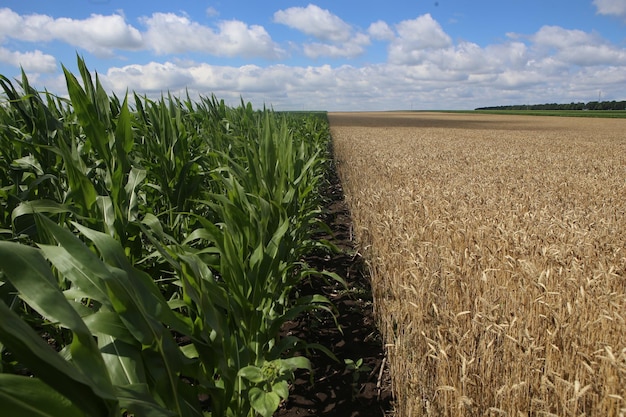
463, 109, 626, 118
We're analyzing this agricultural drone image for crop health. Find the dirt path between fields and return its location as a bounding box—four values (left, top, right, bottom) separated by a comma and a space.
276, 154, 393, 417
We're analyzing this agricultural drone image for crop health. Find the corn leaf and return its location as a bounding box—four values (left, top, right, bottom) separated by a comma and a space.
116, 384, 177, 417
63, 64, 111, 169
0, 374, 83, 417
98, 335, 146, 386
0, 300, 115, 417
35, 216, 112, 306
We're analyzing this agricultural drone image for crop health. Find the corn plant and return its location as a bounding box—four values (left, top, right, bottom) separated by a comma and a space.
0, 215, 197, 416
0, 58, 342, 417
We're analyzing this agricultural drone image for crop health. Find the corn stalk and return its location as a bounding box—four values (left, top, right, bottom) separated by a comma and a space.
0, 57, 341, 417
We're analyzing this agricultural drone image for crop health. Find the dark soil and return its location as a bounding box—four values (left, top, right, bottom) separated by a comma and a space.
276, 161, 393, 417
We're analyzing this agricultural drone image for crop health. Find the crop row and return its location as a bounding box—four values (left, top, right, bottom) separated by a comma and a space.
0, 57, 341, 417
329, 112, 626, 417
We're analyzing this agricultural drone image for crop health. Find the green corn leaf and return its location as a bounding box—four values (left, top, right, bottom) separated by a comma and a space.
100, 265, 164, 346
0, 374, 83, 417
67, 224, 190, 415
0, 241, 93, 336
11, 200, 73, 222
63, 64, 111, 170
96, 195, 116, 237
116, 384, 177, 417
141, 213, 168, 242
98, 335, 146, 386
10, 155, 44, 175
124, 167, 146, 222
114, 94, 133, 166
82, 310, 137, 345
61, 222, 195, 416
74, 222, 189, 334
93, 71, 112, 126
56, 140, 98, 214
181, 227, 214, 245
177, 253, 230, 344
35, 216, 111, 306
0, 240, 116, 399
40, 244, 110, 302
0, 300, 116, 417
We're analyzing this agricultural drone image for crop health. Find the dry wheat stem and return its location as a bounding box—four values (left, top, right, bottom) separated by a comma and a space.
329, 112, 626, 417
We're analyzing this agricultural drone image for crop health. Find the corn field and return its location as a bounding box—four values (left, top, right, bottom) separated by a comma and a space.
0, 58, 341, 417
329, 111, 626, 416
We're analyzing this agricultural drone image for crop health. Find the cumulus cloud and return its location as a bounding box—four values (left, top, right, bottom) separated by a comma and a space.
530, 25, 626, 66
104, 61, 336, 98
532, 25, 602, 49
368, 20, 395, 41
141, 12, 284, 59
2, 6, 626, 111
28, 48, 624, 111
0, 47, 57, 72
0, 8, 143, 57
388, 14, 452, 64
303, 33, 370, 59
593, 0, 626, 20
274, 5, 370, 59
0, 8, 284, 60
105, 61, 195, 92
396, 14, 451, 49
273, 4, 353, 43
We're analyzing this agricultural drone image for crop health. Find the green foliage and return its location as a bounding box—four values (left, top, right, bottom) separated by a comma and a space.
0, 57, 340, 416
344, 358, 373, 400
239, 357, 310, 417
476, 100, 626, 111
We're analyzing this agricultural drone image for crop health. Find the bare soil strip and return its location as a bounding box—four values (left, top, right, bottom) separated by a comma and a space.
277, 157, 393, 417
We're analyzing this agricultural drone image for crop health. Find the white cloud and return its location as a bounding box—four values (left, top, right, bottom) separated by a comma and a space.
532, 25, 602, 49
530, 25, 626, 66
17, 52, 626, 111
51, 14, 143, 55
559, 43, 626, 66
206, 7, 219, 17
593, 0, 626, 20
104, 61, 337, 98
141, 12, 284, 59
396, 14, 451, 49
105, 61, 194, 92
303, 33, 370, 59
0, 8, 143, 57
27, 9, 622, 111
492, 69, 546, 89
0, 8, 283, 60
368, 20, 395, 41
388, 14, 452, 64
0, 47, 57, 72
0, 8, 22, 42
273, 4, 353, 43
1, 7, 626, 111
273, 5, 370, 59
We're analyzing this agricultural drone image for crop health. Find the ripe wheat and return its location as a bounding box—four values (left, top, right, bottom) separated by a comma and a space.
329, 112, 626, 417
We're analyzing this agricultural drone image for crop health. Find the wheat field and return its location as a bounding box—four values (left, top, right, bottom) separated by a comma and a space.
328, 112, 626, 416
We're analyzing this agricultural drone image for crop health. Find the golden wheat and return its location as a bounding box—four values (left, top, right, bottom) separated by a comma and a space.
329, 112, 626, 417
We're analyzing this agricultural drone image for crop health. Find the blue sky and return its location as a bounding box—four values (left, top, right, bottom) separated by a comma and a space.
0, 0, 625, 110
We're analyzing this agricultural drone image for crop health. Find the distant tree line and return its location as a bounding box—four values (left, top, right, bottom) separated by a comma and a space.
476, 100, 626, 111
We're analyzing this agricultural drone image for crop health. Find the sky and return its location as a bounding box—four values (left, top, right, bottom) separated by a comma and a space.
0, 0, 625, 110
